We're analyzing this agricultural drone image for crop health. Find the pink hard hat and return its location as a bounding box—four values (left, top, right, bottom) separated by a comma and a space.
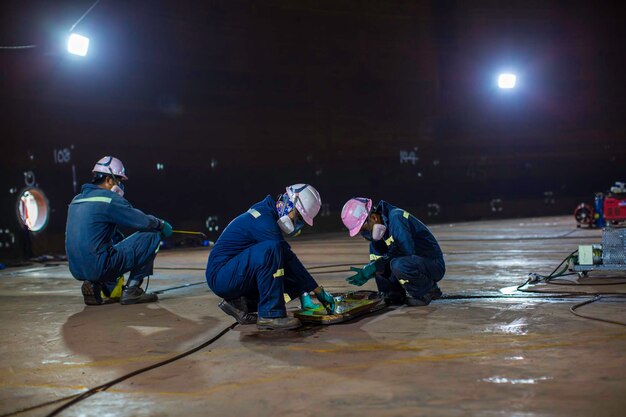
341, 197, 372, 237
92, 156, 128, 180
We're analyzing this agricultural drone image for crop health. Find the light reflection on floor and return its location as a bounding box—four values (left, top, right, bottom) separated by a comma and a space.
482, 376, 552, 384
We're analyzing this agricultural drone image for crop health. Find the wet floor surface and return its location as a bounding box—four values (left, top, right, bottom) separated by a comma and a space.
1, 216, 625, 417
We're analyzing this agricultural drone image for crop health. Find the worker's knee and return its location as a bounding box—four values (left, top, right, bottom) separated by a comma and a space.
391, 255, 445, 285
138, 231, 161, 246
126, 231, 162, 255
390, 256, 428, 281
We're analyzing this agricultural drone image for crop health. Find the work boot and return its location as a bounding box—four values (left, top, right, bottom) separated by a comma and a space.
81, 281, 103, 306
120, 286, 158, 305
219, 298, 258, 325
430, 285, 443, 300
256, 316, 301, 331
405, 285, 442, 307
378, 291, 406, 306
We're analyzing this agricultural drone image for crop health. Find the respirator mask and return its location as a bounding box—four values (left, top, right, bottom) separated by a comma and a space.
360, 216, 387, 241
106, 167, 125, 198
276, 194, 304, 237
111, 180, 125, 197
111, 177, 124, 197
371, 224, 387, 241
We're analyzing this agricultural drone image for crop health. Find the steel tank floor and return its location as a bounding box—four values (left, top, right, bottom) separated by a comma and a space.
1, 215, 625, 417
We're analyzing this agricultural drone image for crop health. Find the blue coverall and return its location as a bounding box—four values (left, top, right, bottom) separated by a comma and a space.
205, 195, 319, 318
65, 184, 163, 291
368, 201, 445, 299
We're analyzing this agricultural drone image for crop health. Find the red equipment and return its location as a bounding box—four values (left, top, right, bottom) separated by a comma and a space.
574, 203, 594, 227
604, 197, 626, 222
574, 182, 626, 227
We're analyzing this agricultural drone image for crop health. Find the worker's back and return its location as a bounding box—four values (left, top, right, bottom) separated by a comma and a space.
66, 184, 160, 280
206, 195, 285, 280
65, 184, 120, 280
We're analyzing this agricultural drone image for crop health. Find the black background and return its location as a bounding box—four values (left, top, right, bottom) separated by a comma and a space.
1, 0, 625, 258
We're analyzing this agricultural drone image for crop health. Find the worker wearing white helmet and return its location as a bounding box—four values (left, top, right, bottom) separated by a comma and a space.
206, 184, 335, 330
65, 156, 173, 306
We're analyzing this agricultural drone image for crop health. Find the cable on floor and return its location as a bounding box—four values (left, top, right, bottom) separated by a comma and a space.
0, 321, 238, 417
569, 295, 626, 327
0, 394, 81, 417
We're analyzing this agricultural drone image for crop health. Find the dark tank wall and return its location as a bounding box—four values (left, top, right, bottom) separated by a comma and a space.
1, 1, 625, 259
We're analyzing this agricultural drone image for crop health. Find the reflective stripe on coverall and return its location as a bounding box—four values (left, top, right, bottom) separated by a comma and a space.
65, 184, 163, 289
205, 195, 318, 318
369, 200, 446, 298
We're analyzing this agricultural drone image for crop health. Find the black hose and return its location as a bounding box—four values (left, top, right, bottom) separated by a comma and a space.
152, 281, 206, 294
0, 394, 81, 417
153, 263, 359, 272
570, 295, 626, 327
39, 322, 238, 417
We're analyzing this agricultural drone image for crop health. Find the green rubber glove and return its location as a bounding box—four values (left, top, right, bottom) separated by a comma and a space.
346, 262, 377, 286
362, 261, 377, 278
299, 292, 317, 310
160, 221, 173, 238
346, 267, 368, 286
315, 288, 336, 314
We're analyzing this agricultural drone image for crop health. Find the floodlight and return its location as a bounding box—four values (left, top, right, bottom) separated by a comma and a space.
67, 33, 90, 56
498, 73, 516, 89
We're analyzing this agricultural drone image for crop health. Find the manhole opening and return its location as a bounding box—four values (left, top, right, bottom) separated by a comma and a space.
17, 187, 49, 233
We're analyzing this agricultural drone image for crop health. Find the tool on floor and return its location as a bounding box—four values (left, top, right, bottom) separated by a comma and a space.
172, 230, 208, 238
294, 290, 386, 324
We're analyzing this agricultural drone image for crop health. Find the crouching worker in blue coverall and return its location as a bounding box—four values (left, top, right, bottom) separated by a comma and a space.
65, 156, 173, 306
206, 184, 336, 331
341, 198, 445, 306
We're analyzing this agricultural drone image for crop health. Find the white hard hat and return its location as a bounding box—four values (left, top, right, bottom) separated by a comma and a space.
286, 184, 321, 226
92, 156, 128, 180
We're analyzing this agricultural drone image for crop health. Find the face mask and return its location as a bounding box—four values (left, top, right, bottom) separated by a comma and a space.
106, 168, 125, 197
277, 216, 304, 237
276, 193, 303, 237
371, 224, 387, 241
111, 182, 125, 197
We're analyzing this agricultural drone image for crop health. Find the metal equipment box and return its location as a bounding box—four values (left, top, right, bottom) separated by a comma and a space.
602, 227, 626, 265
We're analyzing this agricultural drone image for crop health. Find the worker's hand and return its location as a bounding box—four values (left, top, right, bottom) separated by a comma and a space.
299, 292, 317, 311
315, 287, 336, 315
346, 267, 368, 286
362, 261, 377, 279
160, 220, 173, 238
346, 263, 376, 286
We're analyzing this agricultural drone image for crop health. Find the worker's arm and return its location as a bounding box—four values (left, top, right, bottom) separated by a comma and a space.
369, 238, 387, 259
252, 213, 318, 291
283, 247, 319, 293
368, 238, 392, 273
107, 196, 162, 232
112, 227, 125, 244
387, 210, 417, 258
251, 214, 286, 242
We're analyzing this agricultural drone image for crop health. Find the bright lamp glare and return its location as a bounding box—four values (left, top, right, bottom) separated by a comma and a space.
498, 73, 516, 89
67, 33, 89, 56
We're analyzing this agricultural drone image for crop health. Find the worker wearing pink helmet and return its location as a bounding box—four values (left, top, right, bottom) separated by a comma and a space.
341, 198, 445, 306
